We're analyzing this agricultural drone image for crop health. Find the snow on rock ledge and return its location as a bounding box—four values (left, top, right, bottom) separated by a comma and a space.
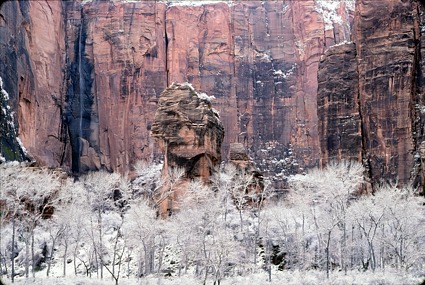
151, 83, 224, 217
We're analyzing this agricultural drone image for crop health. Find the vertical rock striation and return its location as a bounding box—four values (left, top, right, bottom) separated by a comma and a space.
63, 1, 168, 174
318, 43, 361, 164
165, 1, 352, 185
0, 1, 66, 166
318, 0, 425, 191
1, 0, 352, 180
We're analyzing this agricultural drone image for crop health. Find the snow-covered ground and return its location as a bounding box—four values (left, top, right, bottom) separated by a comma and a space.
9, 269, 423, 285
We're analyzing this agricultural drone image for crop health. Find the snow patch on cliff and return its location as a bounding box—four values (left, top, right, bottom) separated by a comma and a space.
172, 82, 215, 103
16, 137, 28, 155
273, 64, 297, 79
315, 0, 342, 30
1, 76, 14, 131
198, 92, 215, 102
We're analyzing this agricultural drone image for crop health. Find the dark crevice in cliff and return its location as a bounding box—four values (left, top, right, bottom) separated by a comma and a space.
58, 2, 69, 168
354, 44, 373, 191
64, 6, 94, 175
412, 2, 425, 194
164, 15, 169, 86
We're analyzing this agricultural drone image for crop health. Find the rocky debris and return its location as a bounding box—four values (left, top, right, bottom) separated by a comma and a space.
151, 83, 224, 216
228, 142, 264, 203
229, 143, 250, 161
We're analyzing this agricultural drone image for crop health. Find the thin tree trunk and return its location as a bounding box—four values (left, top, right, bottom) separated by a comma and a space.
399, 238, 403, 269
47, 238, 56, 277
302, 214, 306, 268
31, 227, 35, 278
25, 236, 29, 278
326, 230, 332, 279
73, 246, 78, 276
63, 242, 68, 277
98, 209, 103, 279
142, 241, 150, 275
267, 240, 272, 282
11, 218, 15, 283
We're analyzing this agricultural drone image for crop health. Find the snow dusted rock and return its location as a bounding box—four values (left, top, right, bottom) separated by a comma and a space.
229, 142, 264, 201
317, 0, 425, 191
151, 83, 224, 216
0, 76, 28, 163
0, 0, 353, 177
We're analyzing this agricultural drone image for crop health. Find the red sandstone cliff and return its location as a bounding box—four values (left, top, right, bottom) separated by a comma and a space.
0, 1, 351, 181
0, 1, 66, 166
318, 0, 425, 191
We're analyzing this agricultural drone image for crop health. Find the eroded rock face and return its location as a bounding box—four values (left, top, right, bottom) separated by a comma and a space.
0, 0, 352, 178
63, 0, 168, 174
318, 43, 361, 165
151, 83, 224, 215
0, 1, 67, 167
355, 0, 418, 186
318, 0, 425, 191
165, 0, 353, 184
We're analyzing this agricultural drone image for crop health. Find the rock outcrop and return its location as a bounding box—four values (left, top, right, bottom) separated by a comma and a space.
151, 83, 224, 216
318, 0, 425, 191
229, 142, 264, 202
0, 0, 352, 179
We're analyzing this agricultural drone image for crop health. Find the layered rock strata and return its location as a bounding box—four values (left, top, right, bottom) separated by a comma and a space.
151, 83, 224, 216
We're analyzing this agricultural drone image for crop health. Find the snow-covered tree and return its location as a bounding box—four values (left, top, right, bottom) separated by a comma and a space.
0, 163, 60, 281
288, 160, 364, 276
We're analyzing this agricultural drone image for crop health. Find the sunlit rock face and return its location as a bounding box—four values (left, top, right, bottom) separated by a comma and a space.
151, 83, 224, 216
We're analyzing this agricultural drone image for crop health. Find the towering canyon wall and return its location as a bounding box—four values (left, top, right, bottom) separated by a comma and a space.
0, 0, 352, 182
0, 1, 67, 166
318, 0, 425, 191
63, 1, 168, 173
